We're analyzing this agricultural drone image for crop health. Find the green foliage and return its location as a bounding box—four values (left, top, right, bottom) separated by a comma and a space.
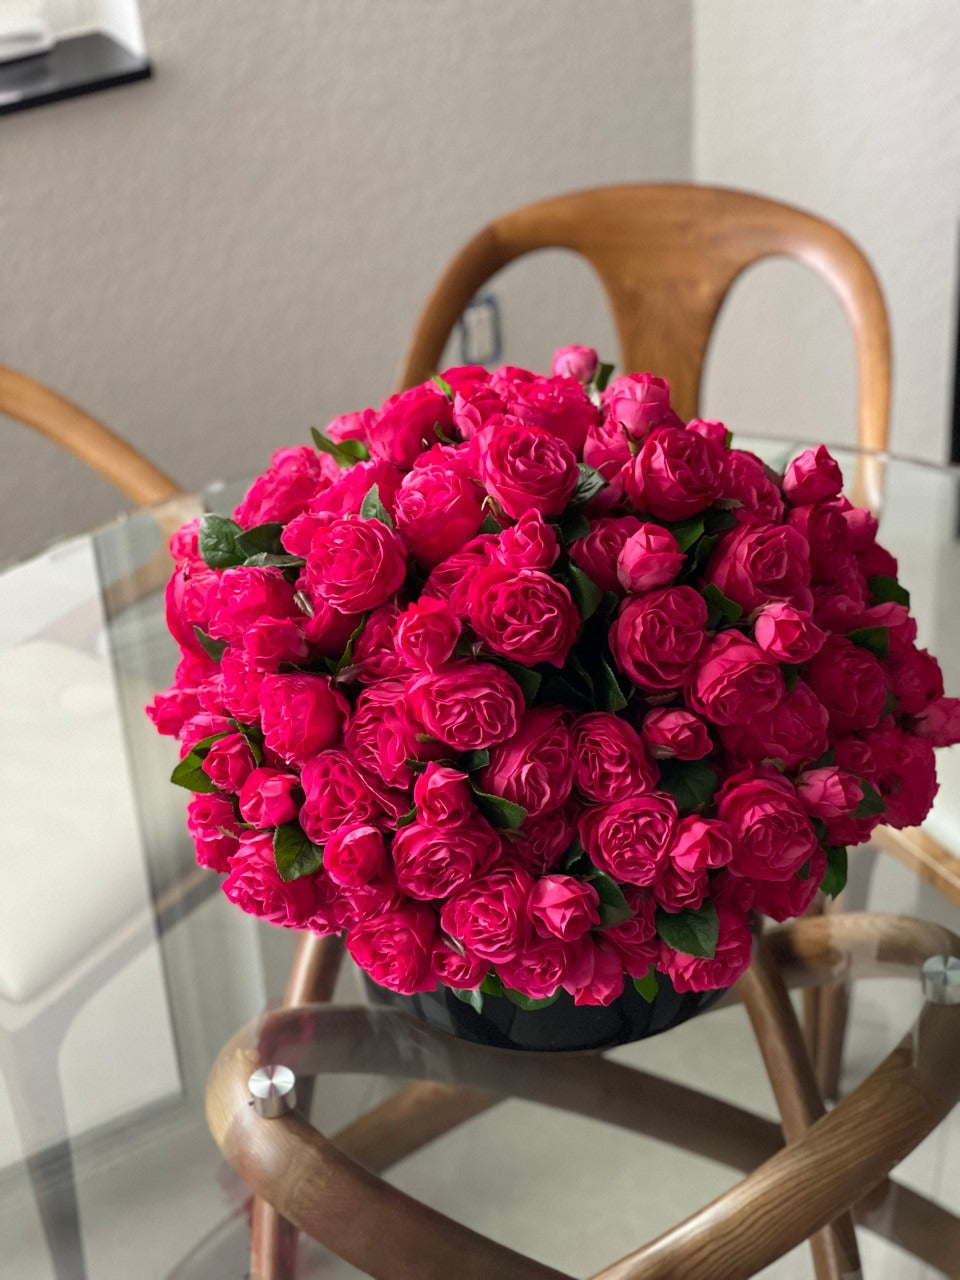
571, 463, 608, 506
273, 823, 324, 882
198, 514, 244, 569
655, 760, 718, 814
847, 625, 889, 660
820, 846, 848, 899
311, 427, 369, 466
503, 987, 561, 1011
656, 901, 719, 959
193, 625, 227, 662
170, 751, 220, 793
359, 483, 394, 528
470, 786, 527, 831
633, 968, 659, 1003
567, 562, 603, 620
451, 986, 484, 1013
701, 582, 744, 627
868, 575, 910, 608
589, 869, 632, 929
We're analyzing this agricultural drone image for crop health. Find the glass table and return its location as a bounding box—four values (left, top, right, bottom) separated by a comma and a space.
1, 448, 959, 1279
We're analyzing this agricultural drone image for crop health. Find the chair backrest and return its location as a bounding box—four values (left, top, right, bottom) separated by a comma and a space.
397, 184, 891, 452
0, 364, 179, 505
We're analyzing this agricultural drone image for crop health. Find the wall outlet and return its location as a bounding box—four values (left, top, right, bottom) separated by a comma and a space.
458, 293, 501, 367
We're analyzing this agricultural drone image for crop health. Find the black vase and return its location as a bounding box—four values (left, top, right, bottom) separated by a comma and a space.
363, 973, 727, 1053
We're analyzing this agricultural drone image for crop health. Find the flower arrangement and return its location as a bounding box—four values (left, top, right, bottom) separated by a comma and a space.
149, 345, 960, 1013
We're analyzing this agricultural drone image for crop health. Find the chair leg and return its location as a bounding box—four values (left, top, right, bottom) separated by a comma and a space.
0, 1025, 87, 1280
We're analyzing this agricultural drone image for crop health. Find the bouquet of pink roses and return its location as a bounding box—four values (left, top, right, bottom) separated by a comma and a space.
149, 345, 960, 1011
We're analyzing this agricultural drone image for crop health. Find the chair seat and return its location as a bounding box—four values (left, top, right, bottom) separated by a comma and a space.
0, 641, 154, 1003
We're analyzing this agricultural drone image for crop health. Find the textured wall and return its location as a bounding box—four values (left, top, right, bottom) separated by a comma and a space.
693, 1, 960, 461
0, 0, 692, 561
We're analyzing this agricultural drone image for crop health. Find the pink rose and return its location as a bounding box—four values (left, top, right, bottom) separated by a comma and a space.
480, 708, 574, 816
625, 425, 726, 520
165, 564, 218, 656
413, 763, 475, 826
243, 617, 309, 671
718, 770, 819, 881
352, 604, 410, 681
579, 794, 677, 886
753, 603, 825, 664
201, 732, 257, 793
393, 818, 499, 900
885, 647, 943, 715
720, 681, 829, 770
467, 565, 580, 668
326, 407, 376, 444
724, 450, 785, 525
787, 503, 849, 578
218, 648, 265, 725
306, 518, 407, 613
480, 419, 579, 519
569, 516, 643, 594
498, 937, 587, 1002
299, 749, 389, 841
551, 344, 598, 381
406, 662, 525, 751
452, 380, 506, 439
688, 632, 785, 727
346, 678, 447, 789
258, 672, 348, 766
865, 725, 937, 828
617, 523, 685, 594
324, 824, 391, 889
234, 445, 336, 526
912, 695, 960, 747
178, 711, 231, 756
795, 767, 862, 820
529, 874, 600, 941
582, 416, 632, 484
494, 509, 560, 571
507, 802, 579, 876
640, 708, 712, 761
147, 681, 203, 738
602, 373, 675, 440
749, 849, 826, 923
440, 868, 534, 963
367, 385, 454, 468
346, 903, 438, 994
422, 533, 498, 614
660, 901, 753, 992
604, 888, 659, 977
431, 939, 489, 991
652, 860, 708, 912
805, 636, 889, 733
565, 936, 626, 1006
669, 816, 734, 872
223, 831, 332, 930
300, 596, 364, 658
687, 418, 729, 449
395, 598, 461, 671
187, 794, 241, 872
238, 767, 302, 828
571, 712, 659, 802
610, 586, 709, 691
783, 445, 844, 505
169, 518, 202, 569
705, 524, 811, 615
206, 566, 296, 643
301, 458, 403, 524
501, 378, 597, 454
393, 465, 485, 568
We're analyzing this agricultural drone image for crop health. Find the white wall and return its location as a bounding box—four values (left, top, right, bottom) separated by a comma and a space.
693, 1, 960, 462
0, 0, 692, 562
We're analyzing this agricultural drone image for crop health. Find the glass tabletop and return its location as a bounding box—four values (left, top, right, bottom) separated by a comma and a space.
1, 448, 959, 1280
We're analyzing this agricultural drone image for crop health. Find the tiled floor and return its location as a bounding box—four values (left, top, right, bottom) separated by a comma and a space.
0, 850, 957, 1279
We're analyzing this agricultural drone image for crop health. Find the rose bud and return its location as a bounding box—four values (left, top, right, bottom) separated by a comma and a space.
201, 732, 257, 793
603, 373, 675, 440
753, 603, 826, 664
395, 597, 461, 670
494, 508, 560, 571
688, 632, 785, 727
669, 816, 734, 872
324, 823, 391, 889
529, 874, 601, 942
640, 707, 712, 761
566, 936, 626, 1007
617, 523, 684, 593
795, 767, 863, 820
551, 344, 599, 381
258, 672, 349, 766
782, 445, 844, 505
238, 767, 302, 828
187, 794, 241, 872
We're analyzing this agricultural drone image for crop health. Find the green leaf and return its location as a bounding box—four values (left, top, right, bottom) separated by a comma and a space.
562, 837, 589, 875
471, 787, 527, 831
396, 806, 417, 829
701, 582, 744, 626
273, 823, 324, 882
847, 625, 889, 660
633, 967, 659, 1003
559, 510, 592, 544
235, 522, 286, 558
571, 463, 608, 506
359, 483, 394, 528
854, 779, 886, 819
781, 663, 800, 693
431, 374, 454, 398
198, 514, 243, 569
656, 902, 719, 959
459, 748, 490, 773
188, 731, 231, 754
496, 658, 542, 705
479, 972, 504, 997
589, 869, 632, 929
404, 758, 430, 775
808, 748, 836, 770
655, 760, 718, 814
868, 575, 910, 608
591, 361, 614, 393
434, 420, 459, 446
686, 532, 721, 576
170, 751, 219, 793
311, 426, 369, 466
669, 516, 706, 553
242, 552, 307, 569
232, 720, 264, 766
881, 687, 898, 718
567, 563, 603, 620
797, 858, 811, 882
503, 987, 561, 1011
597, 655, 628, 712
193, 625, 227, 662
335, 612, 369, 674
450, 986, 484, 1013
480, 512, 504, 535
820, 846, 848, 899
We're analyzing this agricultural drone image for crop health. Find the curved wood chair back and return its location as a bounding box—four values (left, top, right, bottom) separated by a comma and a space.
397, 183, 891, 452
0, 364, 179, 505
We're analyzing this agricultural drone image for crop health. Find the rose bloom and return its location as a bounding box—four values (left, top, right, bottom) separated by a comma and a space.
604, 888, 659, 977
610, 586, 709, 691
565, 936, 626, 1006
865, 724, 938, 829
165, 564, 219, 656
216, 647, 264, 725
749, 848, 827, 923
720, 680, 829, 770
395, 597, 461, 670
413, 763, 475, 826
572, 711, 659, 801
652, 859, 708, 912
569, 516, 643, 594
787, 502, 850, 579
660, 901, 753, 993
300, 595, 364, 658
782, 445, 844, 505
498, 936, 588, 1002
640, 707, 712, 761
299, 749, 390, 841
718, 769, 819, 881
579, 794, 677, 886
885, 647, 944, 715
346, 678, 447, 789
467, 565, 580, 668
352, 603, 410, 681
258, 672, 348, 766
422, 533, 498, 615
753, 603, 825, 664
178, 711, 231, 757
617, 524, 685, 594
705, 523, 811, 615
324, 823, 391, 889
724, 450, 785, 526
440, 868, 534, 963
505, 802, 579, 876
805, 636, 889, 733
501, 377, 598, 455
669, 816, 734, 872
304, 458, 403, 524
393, 465, 485, 568
306, 518, 407, 613
795, 767, 862, 820
452, 379, 506, 439
912, 695, 960, 747
625, 425, 726, 520
393, 818, 500, 900
494, 509, 560, 571
480, 418, 580, 518
201, 732, 257, 794
688, 632, 785, 727
431, 939, 489, 991
602, 373, 675, 440
481, 707, 574, 816
223, 831, 331, 930
242, 617, 309, 671
529, 874, 600, 941
366, 384, 454, 468
552, 344, 599, 381
327, 406, 376, 444
406, 662, 525, 751
238, 767, 302, 828
346, 903, 438, 995
234, 445, 337, 526
187, 794, 241, 872
206, 566, 296, 643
